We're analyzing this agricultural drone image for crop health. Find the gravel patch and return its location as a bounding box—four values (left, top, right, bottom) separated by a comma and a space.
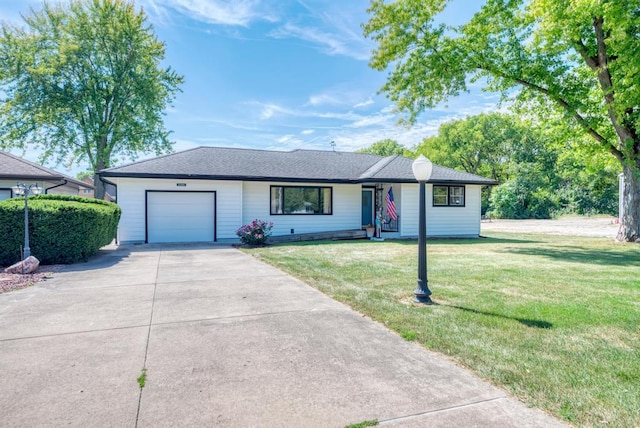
0, 265, 62, 294
481, 216, 620, 238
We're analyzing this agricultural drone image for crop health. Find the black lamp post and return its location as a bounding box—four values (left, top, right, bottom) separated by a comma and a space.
412, 155, 433, 304
11, 183, 42, 259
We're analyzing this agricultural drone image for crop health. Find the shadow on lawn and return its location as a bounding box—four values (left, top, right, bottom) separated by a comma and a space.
504, 246, 638, 266
447, 305, 553, 329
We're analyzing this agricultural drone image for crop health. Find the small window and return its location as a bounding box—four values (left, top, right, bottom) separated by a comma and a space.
433, 185, 465, 207
270, 186, 332, 215
433, 186, 448, 206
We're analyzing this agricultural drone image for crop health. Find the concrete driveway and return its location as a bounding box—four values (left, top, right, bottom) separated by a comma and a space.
0, 245, 566, 427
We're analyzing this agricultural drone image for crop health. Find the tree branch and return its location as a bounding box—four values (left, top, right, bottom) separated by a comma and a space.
477, 65, 624, 160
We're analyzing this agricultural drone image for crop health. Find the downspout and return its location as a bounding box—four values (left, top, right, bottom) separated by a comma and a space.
44, 179, 68, 194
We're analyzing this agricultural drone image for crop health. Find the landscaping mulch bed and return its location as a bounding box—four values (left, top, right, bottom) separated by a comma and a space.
0, 265, 62, 294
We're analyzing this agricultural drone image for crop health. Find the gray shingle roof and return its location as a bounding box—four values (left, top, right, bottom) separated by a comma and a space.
0, 151, 93, 189
100, 147, 497, 185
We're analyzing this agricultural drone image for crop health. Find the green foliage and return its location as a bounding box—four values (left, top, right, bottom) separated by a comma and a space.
490, 177, 559, 219
0, 194, 121, 265
417, 113, 619, 218
363, 0, 640, 239
415, 113, 533, 181
76, 170, 94, 181
345, 420, 378, 428
0, 0, 183, 198
356, 139, 407, 156
137, 367, 147, 388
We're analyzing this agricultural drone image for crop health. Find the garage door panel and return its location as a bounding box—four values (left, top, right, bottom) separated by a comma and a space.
147, 192, 215, 243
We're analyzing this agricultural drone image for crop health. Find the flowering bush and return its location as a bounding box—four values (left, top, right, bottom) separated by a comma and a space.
236, 219, 274, 246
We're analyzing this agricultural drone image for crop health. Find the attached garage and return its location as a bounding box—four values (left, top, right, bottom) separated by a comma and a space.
146, 191, 216, 243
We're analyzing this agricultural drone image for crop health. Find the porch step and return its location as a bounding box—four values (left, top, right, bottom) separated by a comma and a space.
269, 229, 367, 244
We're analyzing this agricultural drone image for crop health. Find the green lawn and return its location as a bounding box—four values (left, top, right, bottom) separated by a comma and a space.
244, 233, 640, 427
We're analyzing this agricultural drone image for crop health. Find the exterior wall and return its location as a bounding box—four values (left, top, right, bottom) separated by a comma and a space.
111, 177, 242, 243
0, 179, 80, 197
110, 177, 483, 243
400, 184, 482, 238
242, 181, 361, 236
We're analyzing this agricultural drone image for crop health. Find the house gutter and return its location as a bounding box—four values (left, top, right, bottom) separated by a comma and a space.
44, 179, 68, 194
100, 177, 117, 202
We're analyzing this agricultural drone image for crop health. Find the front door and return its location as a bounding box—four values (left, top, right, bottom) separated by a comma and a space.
361, 189, 374, 227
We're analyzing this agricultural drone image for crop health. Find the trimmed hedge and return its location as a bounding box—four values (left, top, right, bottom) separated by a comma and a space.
0, 194, 121, 265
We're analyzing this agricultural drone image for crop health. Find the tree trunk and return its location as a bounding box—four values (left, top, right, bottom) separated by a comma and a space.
616, 165, 640, 242
93, 172, 105, 200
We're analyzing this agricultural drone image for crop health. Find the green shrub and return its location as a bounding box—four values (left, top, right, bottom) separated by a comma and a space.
489, 178, 559, 219
0, 194, 121, 265
236, 219, 274, 246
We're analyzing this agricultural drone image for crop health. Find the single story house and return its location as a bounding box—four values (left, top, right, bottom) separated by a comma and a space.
0, 150, 93, 200
99, 147, 498, 244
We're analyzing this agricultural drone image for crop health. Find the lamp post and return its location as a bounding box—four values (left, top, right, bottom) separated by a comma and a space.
411, 155, 433, 304
12, 183, 42, 259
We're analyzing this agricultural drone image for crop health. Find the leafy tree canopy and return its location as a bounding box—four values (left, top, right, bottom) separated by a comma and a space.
0, 0, 183, 198
357, 139, 407, 157
364, 0, 640, 241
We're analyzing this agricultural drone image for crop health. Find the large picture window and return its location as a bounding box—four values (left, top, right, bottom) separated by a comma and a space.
433, 185, 465, 207
270, 186, 332, 215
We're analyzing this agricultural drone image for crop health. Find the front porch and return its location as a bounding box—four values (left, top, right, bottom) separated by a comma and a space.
361, 183, 401, 238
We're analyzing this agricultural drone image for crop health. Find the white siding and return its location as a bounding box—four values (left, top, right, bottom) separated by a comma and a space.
111, 177, 242, 243
400, 184, 419, 237
242, 182, 361, 236
0, 180, 79, 197
401, 184, 482, 238
111, 177, 482, 243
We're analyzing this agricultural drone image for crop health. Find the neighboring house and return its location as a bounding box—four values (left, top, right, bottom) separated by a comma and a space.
0, 151, 94, 200
79, 176, 117, 202
99, 147, 498, 244
80, 177, 95, 198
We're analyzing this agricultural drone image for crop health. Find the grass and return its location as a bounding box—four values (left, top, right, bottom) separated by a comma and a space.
344, 420, 378, 428
244, 233, 640, 427
137, 367, 147, 388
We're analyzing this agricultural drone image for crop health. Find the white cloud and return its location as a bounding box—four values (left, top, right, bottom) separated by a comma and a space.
349, 114, 392, 129
269, 22, 370, 60
140, 0, 275, 26
353, 98, 374, 109
307, 93, 342, 106
301, 129, 315, 135
277, 134, 295, 143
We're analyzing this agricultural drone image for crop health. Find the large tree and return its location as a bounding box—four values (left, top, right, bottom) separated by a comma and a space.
364, 0, 640, 242
356, 138, 407, 156
0, 0, 183, 199
414, 113, 547, 182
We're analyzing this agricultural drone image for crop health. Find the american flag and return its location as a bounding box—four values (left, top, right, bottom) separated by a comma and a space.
386, 187, 397, 220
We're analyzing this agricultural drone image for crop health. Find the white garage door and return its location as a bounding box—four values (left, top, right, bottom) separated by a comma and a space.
147, 191, 216, 243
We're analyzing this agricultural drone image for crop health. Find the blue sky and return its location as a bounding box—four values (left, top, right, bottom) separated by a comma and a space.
1, 0, 497, 175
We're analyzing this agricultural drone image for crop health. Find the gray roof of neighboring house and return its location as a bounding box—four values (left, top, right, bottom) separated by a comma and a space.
100, 147, 498, 185
0, 151, 93, 189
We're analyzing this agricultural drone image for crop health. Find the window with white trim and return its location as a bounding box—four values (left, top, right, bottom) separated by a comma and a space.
433, 185, 465, 207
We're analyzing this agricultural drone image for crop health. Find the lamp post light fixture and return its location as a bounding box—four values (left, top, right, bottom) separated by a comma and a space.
411, 155, 434, 304
11, 183, 42, 260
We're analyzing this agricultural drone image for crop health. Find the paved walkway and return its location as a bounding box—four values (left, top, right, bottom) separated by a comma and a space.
0, 245, 566, 427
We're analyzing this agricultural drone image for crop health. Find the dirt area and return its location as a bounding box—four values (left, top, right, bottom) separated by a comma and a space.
481, 216, 620, 238
0, 265, 62, 294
